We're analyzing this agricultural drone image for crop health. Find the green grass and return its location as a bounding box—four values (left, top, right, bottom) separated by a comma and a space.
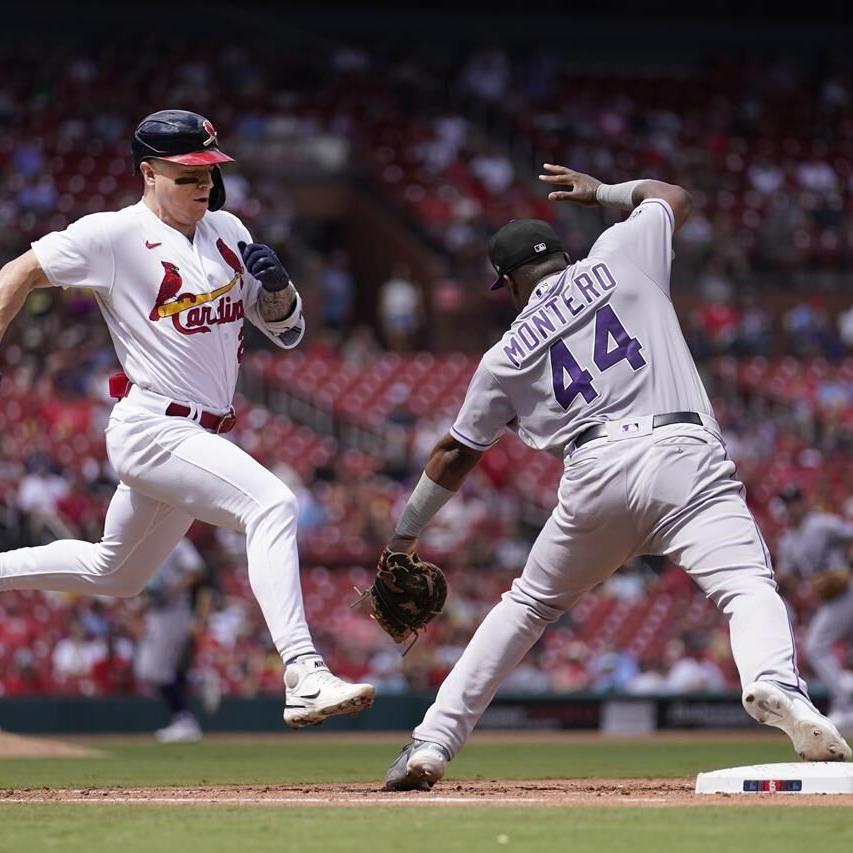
1, 805, 852, 853
0, 736, 847, 853
0, 736, 796, 789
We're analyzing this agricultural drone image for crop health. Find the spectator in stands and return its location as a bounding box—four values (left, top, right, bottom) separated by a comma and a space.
340, 324, 381, 366
2, 649, 48, 696
662, 632, 727, 693
458, 47, 511, 102
51, 620, 103, 685
378, 265, 423, 351
735, 291, 772, 356
318, 250, 355, 334
625, 658, 669, 695
588, 644, 639, 694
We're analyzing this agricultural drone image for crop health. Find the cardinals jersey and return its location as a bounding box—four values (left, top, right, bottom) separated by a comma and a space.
452, 199, 713, 454
31, 201, 304, 411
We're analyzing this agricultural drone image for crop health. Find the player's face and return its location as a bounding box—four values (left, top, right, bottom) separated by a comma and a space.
142, 159, 215, 230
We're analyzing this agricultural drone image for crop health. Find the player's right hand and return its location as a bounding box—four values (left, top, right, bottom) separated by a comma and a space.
538, 164, 602, 206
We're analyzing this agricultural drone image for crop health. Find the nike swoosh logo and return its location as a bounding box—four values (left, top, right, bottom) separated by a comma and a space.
146, 241, 162, 249
296, 689, 321, 700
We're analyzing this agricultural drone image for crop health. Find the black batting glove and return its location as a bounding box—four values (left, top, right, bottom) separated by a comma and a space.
237, 241, 291, 292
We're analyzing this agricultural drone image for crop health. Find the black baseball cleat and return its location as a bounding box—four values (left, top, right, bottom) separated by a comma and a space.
384, 739, 450, 791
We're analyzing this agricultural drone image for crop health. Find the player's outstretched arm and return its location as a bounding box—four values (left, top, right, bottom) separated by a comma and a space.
538, 164, 692, 232
386, 433, 482, 554
0, 250, 49, 343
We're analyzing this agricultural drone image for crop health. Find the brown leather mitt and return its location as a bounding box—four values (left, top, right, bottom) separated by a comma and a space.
357, 549, 447, 652
810, 569, 851, 602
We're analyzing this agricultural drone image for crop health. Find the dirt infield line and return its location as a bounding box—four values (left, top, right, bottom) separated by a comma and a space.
3, 781, 852, 807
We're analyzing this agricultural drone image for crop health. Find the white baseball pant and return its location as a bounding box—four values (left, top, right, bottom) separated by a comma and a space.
0, 387, 315, 663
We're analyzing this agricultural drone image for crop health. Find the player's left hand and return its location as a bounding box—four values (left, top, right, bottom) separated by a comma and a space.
237, 241, 291, 292
538, 163, 602, 206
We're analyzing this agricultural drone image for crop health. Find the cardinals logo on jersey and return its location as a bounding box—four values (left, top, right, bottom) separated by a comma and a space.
149, 240, 245, 336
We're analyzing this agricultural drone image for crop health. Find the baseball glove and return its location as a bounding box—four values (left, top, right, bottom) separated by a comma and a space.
810, 569, 851, 602
354, 549, 447, 653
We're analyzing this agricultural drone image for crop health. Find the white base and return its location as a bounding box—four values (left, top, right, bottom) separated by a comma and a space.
696, 762, 853, 794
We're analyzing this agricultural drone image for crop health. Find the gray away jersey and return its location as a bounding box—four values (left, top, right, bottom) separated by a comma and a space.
776, 513, 853, 577
452, 199, 714, 455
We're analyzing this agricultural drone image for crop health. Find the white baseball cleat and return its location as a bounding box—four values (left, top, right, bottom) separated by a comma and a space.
155, 712, 203, 744
384, 740, 450, 791
283, 654, 375, 729
742, 681, 852, 761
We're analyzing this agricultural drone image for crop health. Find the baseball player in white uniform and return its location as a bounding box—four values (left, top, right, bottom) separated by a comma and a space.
383, 164, 851, 790
135, 536, 207, 743
0, 109, 374, 728
776, 487, 853, 730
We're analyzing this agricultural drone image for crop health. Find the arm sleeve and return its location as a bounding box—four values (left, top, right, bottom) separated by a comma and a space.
30, 214, 115, 293
587, 198, 675, 296
450, 360, 516, 451
235, 222, 306, 350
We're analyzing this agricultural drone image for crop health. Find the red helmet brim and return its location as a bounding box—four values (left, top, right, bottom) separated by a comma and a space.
158, 149, 235, 166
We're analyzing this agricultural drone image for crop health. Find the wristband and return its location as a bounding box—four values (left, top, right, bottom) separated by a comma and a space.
595, 180, 646, 210
394, 473, 455, 539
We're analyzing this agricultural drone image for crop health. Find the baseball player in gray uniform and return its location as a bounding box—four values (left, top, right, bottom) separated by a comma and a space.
135, 537, 207, 743
776, 487, 853, 730
0, 109, 374, 728
384, 164, 851, 790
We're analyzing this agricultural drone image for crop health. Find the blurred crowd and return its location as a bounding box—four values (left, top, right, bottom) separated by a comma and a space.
2, 40, 853, 350
1, 36, 852, 702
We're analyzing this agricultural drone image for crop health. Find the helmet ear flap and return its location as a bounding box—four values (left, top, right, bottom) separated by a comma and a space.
209, 166, 226, 211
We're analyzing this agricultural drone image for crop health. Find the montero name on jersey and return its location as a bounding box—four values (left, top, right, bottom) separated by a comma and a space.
502, 262, 616, 369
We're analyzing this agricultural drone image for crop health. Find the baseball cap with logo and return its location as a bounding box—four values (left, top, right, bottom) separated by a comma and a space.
132, 109, 234, 173
488, 219, 565, 290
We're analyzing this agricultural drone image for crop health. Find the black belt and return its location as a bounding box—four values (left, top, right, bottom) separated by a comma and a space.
574, 411, 703, 448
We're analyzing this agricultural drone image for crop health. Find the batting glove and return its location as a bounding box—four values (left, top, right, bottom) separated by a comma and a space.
237, 241, 291, 292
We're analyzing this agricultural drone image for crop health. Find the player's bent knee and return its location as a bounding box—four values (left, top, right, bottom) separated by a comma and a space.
95, 574, 149, 598
249, 488, 299, 530
506, 581, 566, 623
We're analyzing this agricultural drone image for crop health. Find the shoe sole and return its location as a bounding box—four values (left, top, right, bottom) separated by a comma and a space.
284, 685, 375, 729
743, 682, 852, 761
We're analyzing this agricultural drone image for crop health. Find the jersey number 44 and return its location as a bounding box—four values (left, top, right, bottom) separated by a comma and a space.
550, 305, 646, 408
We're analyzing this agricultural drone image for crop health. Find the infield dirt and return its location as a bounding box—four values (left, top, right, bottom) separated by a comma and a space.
3, 779, 853, 807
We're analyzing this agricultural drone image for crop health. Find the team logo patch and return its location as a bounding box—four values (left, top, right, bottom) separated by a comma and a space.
148, 239, 244, 336
202, 120, 218, 147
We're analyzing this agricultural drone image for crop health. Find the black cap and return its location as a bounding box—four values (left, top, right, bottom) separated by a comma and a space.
488, 219, 565, 290
132, 109, 234, 174
778, 485, 804, 504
